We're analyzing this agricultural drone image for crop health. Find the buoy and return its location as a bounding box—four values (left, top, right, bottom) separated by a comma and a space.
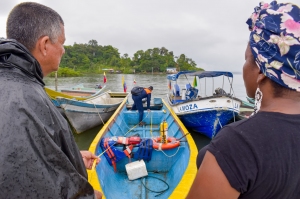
152, 137, 180, 150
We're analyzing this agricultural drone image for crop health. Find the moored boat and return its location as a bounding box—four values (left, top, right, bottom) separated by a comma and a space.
56, 90, 128, 133
45, 86, 106, 107
60, 83, 106, 97
167, 71, 242, 139
87, 97, 197, 199
45, 87, 101, 117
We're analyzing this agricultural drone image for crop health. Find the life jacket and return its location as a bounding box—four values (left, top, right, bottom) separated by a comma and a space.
133, 139, 153, 162
144, 88, 152, 94
100, 136, 142, 172
100, 138, 126, 172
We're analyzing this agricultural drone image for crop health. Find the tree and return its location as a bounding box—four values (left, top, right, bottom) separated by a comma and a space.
88, 39, 98, 46
56, 40, 200, 74
123, 53, 129, 59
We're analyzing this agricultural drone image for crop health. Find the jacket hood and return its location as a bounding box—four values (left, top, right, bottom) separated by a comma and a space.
0, 39, 44, 86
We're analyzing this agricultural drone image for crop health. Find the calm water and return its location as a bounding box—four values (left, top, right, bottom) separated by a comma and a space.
44, 72, 247, 151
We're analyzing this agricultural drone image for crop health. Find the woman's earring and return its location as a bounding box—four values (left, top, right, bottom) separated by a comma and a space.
253, 87, 263, 114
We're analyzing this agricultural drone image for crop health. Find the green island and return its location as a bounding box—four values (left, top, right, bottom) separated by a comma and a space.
49, 39, 203, 77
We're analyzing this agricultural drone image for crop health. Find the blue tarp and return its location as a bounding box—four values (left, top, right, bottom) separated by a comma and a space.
167, 71, 195, 81
188, 71, 233, 79
167, 71, 233, 81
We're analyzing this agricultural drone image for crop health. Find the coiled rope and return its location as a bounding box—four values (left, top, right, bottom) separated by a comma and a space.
140, 175, 169, 197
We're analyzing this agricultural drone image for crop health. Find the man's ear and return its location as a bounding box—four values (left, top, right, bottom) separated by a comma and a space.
35, 36, 50, 56
31, 36, 50, 76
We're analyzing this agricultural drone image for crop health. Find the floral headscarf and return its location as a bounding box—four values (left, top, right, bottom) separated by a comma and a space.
246, 1, 300, 91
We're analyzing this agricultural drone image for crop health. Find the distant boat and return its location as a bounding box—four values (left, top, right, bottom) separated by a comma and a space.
166, 71, 242, 139
45, 87, 106, 107
239, 97, 254, 119
60, 83, 106, 97
238, 106, 254, 119
246, 96, 255, 105
87, 97, 198, 199
56, 91, 128, 133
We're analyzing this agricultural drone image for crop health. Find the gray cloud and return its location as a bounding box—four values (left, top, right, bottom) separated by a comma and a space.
0, 0, 267, 71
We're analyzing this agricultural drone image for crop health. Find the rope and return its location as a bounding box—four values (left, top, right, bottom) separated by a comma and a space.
227, 76, 237, 123
177, 132, 191, 141
212, 118, 223, 138
122, 111, 151, 136
154, 146, 181, 158
92, 101, 105, 125
150, 112, 153, 138
218, 118, 223, 128
140, 175, 169, 197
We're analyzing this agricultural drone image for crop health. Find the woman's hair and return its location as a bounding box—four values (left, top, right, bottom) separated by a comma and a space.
6, 2, 64, 51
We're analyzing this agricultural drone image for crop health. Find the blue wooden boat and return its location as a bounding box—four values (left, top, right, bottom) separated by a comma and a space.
87, 97, 197, 199
56, 91, 128, 133
167, 71, 242, 139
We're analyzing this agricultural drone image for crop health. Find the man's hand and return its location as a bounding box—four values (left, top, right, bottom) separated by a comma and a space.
80, 150, 100, 170
94, 190, 103, 199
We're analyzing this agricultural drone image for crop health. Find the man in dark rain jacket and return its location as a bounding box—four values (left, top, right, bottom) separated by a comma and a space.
0, 2, 102, 199
131, 86, 153, 126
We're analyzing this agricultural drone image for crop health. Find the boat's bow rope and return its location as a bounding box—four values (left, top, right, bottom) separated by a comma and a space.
92, 101, 105, 125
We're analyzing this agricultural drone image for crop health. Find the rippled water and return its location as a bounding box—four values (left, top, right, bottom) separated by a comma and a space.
44, 72, 246, 150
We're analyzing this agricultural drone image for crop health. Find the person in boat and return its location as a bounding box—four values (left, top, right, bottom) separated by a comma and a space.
187, 1, 300, 198
0, 2, 102, 199
95, 84, 102, 89
131, 86, 153, 126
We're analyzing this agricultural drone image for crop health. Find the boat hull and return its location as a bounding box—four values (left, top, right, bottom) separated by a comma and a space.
63, 105, 119, 133
87, 98, 198, 199
57, 91, 127, 133
169, 96, 241, 138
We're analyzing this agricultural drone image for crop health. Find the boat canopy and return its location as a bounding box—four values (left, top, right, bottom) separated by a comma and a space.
188, 71, 233, 79
167, 71, 195, 81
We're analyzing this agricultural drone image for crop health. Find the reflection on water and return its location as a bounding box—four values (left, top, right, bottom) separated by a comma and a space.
45, 73, 246, 150
190, 132, 211, 151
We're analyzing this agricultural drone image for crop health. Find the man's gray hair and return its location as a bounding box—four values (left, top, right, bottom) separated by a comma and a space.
6, 2, 64, 51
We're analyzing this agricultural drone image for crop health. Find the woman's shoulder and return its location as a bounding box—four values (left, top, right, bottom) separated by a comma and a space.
211, 111, 300, 154
224, 111, 300, 131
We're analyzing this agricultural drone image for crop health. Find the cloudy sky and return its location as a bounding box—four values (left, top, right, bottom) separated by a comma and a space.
0, 0, 281, 72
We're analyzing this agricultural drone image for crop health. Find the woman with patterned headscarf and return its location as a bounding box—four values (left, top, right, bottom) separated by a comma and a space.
187, 1, 300, 198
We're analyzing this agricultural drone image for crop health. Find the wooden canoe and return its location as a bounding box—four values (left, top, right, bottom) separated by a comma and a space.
87, 97, 198, 199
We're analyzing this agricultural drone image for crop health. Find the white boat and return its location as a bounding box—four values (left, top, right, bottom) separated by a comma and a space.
166, 71, 242, 139
60, 83, 106, 97
56, 91, 128, 133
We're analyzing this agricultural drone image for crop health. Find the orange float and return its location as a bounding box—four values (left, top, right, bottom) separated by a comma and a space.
152, 137, 180, 150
